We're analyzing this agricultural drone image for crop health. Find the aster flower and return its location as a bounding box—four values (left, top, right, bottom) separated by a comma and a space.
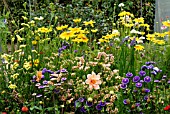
96, 104, 102, 110
139, 71, 146, 76
86, 101, 93, 107
126, 72, 133, 78
133, 76, 140, 82
144, 76, 151, 83
136, 82, 142, 88
123, 99, 130, 105
122, 78, 129, 84
120, 83, 127, 89
85, 71, 102, 90
99, 101, 106, 106
78, 97, 85, 103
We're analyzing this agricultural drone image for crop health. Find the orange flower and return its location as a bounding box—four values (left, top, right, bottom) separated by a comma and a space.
85, 71, 102, 90
36, 71, 43, 82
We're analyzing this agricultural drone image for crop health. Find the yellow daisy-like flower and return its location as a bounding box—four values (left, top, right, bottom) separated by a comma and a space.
56, 25, 69, 30
98, 38, 109, 43
91, 29, 98, 33
83, 20, 95, 27
59, 31, 75, 40
32, 40, 37, 45
153, 40, 165, 45
162, 20, 170, 27
118, 11, 131, 17
34, 59, 39, 67
77, 34, 89, 43
73, 18, 81, 23
38, 27, 52, 33
134, 45, 144, 51
102, 34, 113, 39
8, 84, 17, 89
146, 34, 155, 41
134, 17, 144, 24
68, 27, 82, 33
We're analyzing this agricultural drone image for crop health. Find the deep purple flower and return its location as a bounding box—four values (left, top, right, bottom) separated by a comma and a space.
61, 77, 67, 81
38, 85, 45, 89
42, 68, 47, 74
151, 71, 157, 76
74, 50, 78, 53
99, 101, 106, 106
62, 46, 67, 50
120, 83, 127, 89
121, 36, 130, 45
135, 103, 140, 107
144, 95, 148, 100
136, 82, 142, 88
139, 71, 146, 76
36, 94, 42, 98
144, 76, 151, 83
41, 75, 45, 79
46, 70, 54, 74
43, 80, 48, 85
154, 80, 160, 83
96, 104, 102, 110
126, 72, 133, 78
74, 100, 79, 108
60, 69, 68, 73
147, 65, 154, 70
144, 88, 150, 93
80, 106, 86, 113
141, 65, 148, 71
153, 67, 160, 73
123, 99, 130, 105
54, 89, 60, 94
78, 97, 85, 102
133, 90, 138, 93
130, 37, 136, 46
145, 61, 155, 65
33, 75, 36, 79
122, 78, 129, 84
86, 101, 93, 107
162, 75, 167, 79
133, 76, 140, 83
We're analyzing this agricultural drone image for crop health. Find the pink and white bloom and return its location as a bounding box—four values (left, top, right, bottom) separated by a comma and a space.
85, 71, 102, 90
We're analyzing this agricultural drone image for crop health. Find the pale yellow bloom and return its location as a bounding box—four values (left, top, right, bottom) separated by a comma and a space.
8, 84, 17, 89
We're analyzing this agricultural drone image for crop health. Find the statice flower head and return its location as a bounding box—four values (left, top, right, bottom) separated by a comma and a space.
126, 72, 133, 78
144, 76, 151, 83
133, 76, 140, 83
139, 70, 146, 76
122, 78, 129, 84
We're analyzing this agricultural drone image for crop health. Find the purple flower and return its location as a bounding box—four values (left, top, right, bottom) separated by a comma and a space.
61, 77, 67, 81
38, 85, 45, 89
78, 97, 85, 102
133, 76, 140, 83
74, 100, 79, 108
144, 95, 148, 100
74, 50, 78, 53
62, 46, 67, 50
126, 72, 133, 78
36, 94, 42, 98
123, 99, 130, 105
86, 101, 93, 107
140, 80, 144, 83
147, 65, 154, 70
60, 69, 68, 73
167, 80, 170, 84
46, 70, 54, 74
144, 76, 151, 83
153, 67, 161, 73
144, 88, 150, 93
133, 90, 138, 93
139, 71, 146, 76
42, 68, 47, 74
141, 65, 148, 71
99, 101, 106, 106
80, 106, 86, 113
136, 82, 142, 88
96, 104, 102, 110
151, 71, 157, 76
145, 61, 155, 65
122, 78, 129, 84
130, 37, 136, 46
54, 89, 60, 94
135, 103, 140, 107
162, 75, 167, 79
120, 83, 127, 89
154, 80, 160, 83
43, 80, 48, 85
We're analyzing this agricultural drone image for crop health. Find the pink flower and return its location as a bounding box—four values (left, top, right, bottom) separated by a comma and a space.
85, 71, 102, 90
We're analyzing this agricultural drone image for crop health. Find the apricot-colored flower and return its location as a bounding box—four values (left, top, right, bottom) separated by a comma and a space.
85, 71, 102, 90
36, 71, 43, 82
